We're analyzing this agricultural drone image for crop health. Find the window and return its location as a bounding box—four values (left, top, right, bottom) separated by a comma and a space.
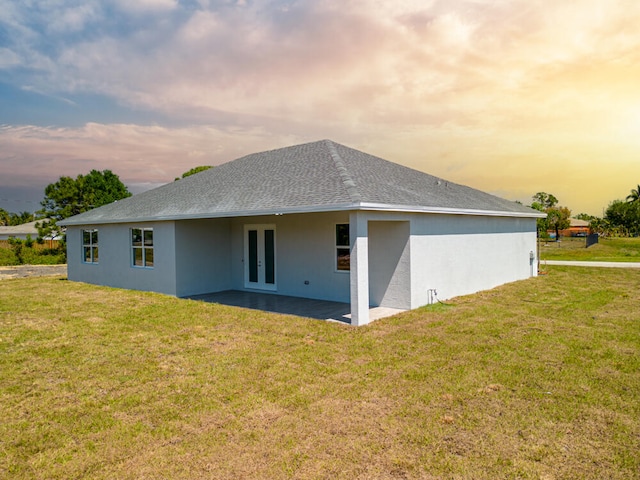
82, 229, 98, 263
336, 224, 350, 271
131, 228, 154, 268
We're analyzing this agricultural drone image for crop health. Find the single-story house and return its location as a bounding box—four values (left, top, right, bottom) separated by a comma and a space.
559, 218, 591, 237
0, 220, 40, 241
59, 140, 544, 325
0, 220, 60, 244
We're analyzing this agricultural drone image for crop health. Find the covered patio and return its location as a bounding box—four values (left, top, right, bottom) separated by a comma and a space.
186, 290, 405, 324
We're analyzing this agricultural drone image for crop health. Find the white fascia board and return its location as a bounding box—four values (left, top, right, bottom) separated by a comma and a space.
356, 202, 547, 219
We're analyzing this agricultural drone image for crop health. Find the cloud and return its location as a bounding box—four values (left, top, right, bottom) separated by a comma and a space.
0, 123, 306, 185
113, 0, 178, 13
2, 0, 640, 215
45, 3, 102, 34
3, 0, 638, 130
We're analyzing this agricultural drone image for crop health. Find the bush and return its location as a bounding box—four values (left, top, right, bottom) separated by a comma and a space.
0, 244, 19, 265
0, 239, 66, 266
7, 237, 24, 264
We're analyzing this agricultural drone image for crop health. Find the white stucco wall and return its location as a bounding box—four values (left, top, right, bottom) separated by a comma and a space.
66, 213, 353, 302
65, 210, 538, 318
66, 222, 178, 295
229, 212, 352, 303
368, 221, 411, 309
174, 218, 232, 297
409, 214, 538, 308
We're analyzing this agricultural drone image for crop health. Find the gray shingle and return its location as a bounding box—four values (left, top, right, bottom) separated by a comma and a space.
60, 139, 540, 225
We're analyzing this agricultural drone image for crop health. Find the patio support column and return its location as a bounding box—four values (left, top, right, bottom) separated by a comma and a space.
349, 212, 370, 326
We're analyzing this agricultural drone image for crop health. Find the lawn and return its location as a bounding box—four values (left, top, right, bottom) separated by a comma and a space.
540, 236, 640, 262
1, 268, 639, 479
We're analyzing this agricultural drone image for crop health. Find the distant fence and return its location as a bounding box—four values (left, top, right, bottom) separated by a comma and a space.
586, 233, 599, 248
0, 239, 60, 249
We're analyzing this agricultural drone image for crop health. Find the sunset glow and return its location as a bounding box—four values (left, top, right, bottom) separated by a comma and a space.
1, 0, 639, 215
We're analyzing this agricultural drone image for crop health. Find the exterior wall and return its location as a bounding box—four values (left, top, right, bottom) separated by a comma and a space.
229, 212, 352, 303
368, 221, 411, 309
66, 221, 178, 295
349, 211, 370, 325
409, 214, 538, 308
65, 211, 538, 319
174, 218, 232, 297
65, 213, 352, 302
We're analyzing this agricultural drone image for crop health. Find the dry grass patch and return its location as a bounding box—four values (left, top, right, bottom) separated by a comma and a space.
1, 268, 639, 479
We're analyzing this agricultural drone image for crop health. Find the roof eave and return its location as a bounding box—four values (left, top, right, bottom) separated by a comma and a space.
356, 202, 547, 219
58, 203, 359, 226
59, 201, 544, 226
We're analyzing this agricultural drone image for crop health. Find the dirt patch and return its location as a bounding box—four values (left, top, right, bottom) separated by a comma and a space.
0, 264, 67, 280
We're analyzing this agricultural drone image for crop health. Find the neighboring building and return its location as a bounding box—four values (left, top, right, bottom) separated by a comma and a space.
59, 140, 544, 325
0, 220, 39, 240
559, 218, 591, 237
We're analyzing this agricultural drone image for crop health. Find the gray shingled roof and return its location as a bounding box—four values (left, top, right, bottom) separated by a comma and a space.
0, 220, 39, 239
60, 140, 541, 226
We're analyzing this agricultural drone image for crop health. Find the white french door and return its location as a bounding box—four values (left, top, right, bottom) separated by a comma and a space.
244, 224, 276, 291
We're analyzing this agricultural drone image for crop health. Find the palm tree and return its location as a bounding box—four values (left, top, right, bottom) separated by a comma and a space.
626, 184, 640, 203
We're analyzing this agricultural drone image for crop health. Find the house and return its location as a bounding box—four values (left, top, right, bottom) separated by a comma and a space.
59, 140, 544, 325
559, 218, 591, 237
0, 220, 40, 241
0, 220, 60, 245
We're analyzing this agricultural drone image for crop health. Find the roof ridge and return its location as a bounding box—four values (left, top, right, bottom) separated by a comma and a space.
324, 139, 361, 203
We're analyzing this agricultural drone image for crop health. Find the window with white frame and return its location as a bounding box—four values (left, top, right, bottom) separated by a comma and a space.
82, 229, 98, 263
131, 227, 154, 268
335, 224, 350, 271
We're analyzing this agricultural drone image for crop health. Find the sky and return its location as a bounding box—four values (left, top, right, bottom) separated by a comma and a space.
1, 0, 640, 217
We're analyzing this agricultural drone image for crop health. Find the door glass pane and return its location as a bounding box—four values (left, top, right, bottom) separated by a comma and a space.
264, 229, 275, 284
248, 230, 258, 283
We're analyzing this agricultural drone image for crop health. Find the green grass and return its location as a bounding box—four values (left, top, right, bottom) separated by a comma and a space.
540, 236, 640, 262
1, 268, 639, 479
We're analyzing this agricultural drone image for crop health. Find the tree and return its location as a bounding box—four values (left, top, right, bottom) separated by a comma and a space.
174, 166, 212, 181
605, 199, 640, 236
530, 192, 570, 240
626, 184, 640, 203
589, 216, 609, 236
574, 213, 595, 221
37, 170, 131, 239
531, 192, 558, 210
546, 206, 571, 240
530, 201, 548, 236
0, 209, 34, 226
11, 211, 35, 225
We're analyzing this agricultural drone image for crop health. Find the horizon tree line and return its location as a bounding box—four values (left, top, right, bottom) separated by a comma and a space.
2, 172, 638, 238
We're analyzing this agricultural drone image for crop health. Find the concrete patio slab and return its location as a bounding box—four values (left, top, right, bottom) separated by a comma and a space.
185, 290, 405, 324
